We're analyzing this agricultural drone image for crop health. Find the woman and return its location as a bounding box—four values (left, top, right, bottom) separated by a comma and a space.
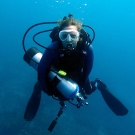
24, 16, 96, 121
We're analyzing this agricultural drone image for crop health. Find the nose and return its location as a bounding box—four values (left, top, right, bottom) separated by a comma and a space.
66, 34, 72, 41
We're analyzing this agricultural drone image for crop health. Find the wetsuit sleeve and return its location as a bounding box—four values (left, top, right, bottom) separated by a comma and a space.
38, 42, 58, 91
80, 45, 94, 87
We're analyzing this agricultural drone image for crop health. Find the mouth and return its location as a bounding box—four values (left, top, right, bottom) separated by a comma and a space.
67, 43, 73, 50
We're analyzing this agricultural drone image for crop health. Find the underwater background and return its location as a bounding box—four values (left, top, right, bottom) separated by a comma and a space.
0, 0, 135, 135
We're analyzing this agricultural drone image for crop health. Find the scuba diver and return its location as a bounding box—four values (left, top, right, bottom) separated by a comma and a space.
23, 14, 128, 132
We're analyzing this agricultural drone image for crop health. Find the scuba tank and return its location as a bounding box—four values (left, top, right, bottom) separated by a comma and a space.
23, 47, 43, 71
48, 70, 79, 99
23, 47, 79, 99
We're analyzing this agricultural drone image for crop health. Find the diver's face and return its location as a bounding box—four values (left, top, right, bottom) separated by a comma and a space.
61, 25, 79, 50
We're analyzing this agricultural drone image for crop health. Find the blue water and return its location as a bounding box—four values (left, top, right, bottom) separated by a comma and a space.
0, 0, 135, 135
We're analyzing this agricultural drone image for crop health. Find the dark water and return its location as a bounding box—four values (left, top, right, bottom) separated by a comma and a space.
0, 0, 135, 135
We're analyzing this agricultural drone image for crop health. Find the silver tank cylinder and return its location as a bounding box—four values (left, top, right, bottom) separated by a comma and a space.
48, 71, 79, 99
23, 47, 42, 71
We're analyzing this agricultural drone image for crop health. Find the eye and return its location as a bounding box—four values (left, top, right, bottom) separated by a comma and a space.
62, 33, 68, 38
70, 34, 76, 39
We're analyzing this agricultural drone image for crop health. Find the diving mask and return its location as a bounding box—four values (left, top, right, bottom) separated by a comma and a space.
59, 29, 80, 41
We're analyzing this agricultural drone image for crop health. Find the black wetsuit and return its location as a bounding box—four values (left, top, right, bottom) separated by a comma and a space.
38, 41, 94, 96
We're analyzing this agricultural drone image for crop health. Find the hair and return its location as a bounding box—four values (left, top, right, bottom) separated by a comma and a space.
58, 17, 82, 31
